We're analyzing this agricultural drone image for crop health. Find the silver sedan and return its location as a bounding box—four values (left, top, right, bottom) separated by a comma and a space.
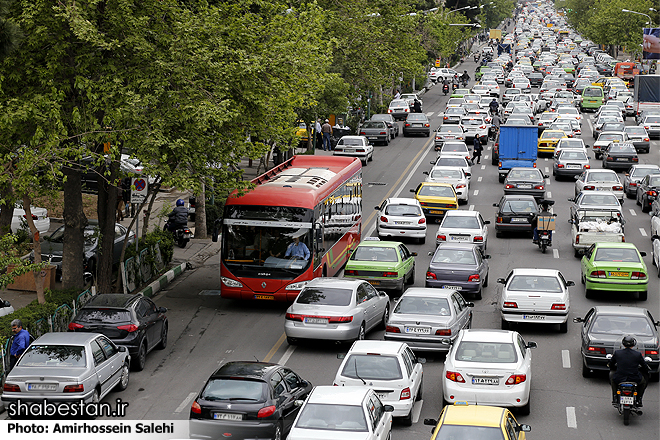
384, 287, 473, 352
553, 149, 590, 180
1, 333, 130, 410
284, 278, 390, 344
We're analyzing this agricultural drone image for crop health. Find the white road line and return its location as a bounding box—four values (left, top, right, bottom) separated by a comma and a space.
553, 249, 559, 258
481, 165, 486, 170
587, 118, 594, 136
629, 209, 637, 216
469, 204, 475, 211
562, 350, 571, 368
545, 178, 550, 185
478, 176, 483, 182
484, 155, 489, 159
412, 400, 424, 423
175, 392, 197, 413
426, 111, 434, 117
640, 228, 648, 237
277, 344, 296, 366
474, 190, 479, 196
544, 167, 549, 173
487, 146, 492, 150
566, 406, 577, 429
544, 157, 548, 162
547, 191, 552, 198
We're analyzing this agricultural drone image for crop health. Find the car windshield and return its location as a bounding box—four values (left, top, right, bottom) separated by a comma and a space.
338, 138, 364, 146
508, 275, 562, 292
406, 114, 427, 121
586, 172, 618, 183
593, 248, 640, 262
441, 216, 480, 229
361, 121, 385, 129
19, 345, 86, 368
418, 185, 455, 198
295, 403, 368, 432
351, 246, 398, 262
75, 308, 132, 323
296, 287, 353, 306
436, 158, 468, 167
631, 168, 660, 177
432, 249, 477, 265
201, 379, 265, 402
384, 204, 422, 216
430, 169, 462, 179
508, 169, 542, 179
341, 354, 403, 380
560, 151, 588, 161
591, 316, 654, 336
455, 342, 518, 363
578, 194, 619, 206
394, 296, 451, 315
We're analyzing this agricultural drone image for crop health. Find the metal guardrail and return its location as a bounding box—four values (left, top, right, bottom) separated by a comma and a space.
121, 241, 165, 294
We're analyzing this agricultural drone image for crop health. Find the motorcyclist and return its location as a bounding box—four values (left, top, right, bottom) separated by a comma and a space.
167, 199, 189, 232
460, 70, 470, 86
609, 335, 650, 407
489, 98, 499, 115
532, 199, 553, 244
452, 74, 459, 89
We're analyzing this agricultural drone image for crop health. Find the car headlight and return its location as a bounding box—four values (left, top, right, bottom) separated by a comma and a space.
286, 281, 310, 291
221, 277, 243, 288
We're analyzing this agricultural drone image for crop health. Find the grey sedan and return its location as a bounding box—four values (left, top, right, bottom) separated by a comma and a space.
624, 126, 650, 153
384, 287, 473, 352
503, 168, 548, 200
403, 113, 431, 137
358, 121, 390, 145
553, 149, 590, 180
623, 164, 660, 198
425, 243, 490, 300
1, 333, 130, 411
284, 278, 390, 344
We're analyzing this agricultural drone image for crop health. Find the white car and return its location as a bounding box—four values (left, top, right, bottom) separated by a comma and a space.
471, 84, 491, 97
435, 141, 471, 160
592, 131, 628, 159
435, 210, 490, 251
481, 80, 500, 96
574, 169, 624, 200
375, 198, 426, 243
9, 205, 50, 235
442, 329, 537, 414
333, 135, 374, 165
333, 340, 423, 425
651, 236, 660, 278
0, 298, 14, 317
432, 156, 472, 184
287, 386, 393, 440
497, 268, 574, 333
424, 166, 469, 203
460, 116, 489, 141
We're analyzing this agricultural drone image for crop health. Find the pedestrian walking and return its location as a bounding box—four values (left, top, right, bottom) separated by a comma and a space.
394, 90, 401, 100
116, 185, 125, 222
413, 99, 422, 113
315, 119, 323, 150
321, 119, 333, 151
472, 135, 483, 164
9, 319, 32, 371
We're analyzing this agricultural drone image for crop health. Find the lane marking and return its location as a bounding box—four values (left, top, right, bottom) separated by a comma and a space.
469, 204, 474, 211
487, 146, 492, 150
562, 350, 571, 368
553, 249, 559, 258
629, 209, 637, 216
481, 165, 486, 170
263, 333, 287, 363
484, 155, 489, 159
544, 167, 549, 173
426, 111, 434, 117
544, 157, 548, 162
277, 344, 296, 366
566, 406, 577, 429
640, 228, 648, 237
175, 392, 197, 413
478, 176, 483, 182
547, 191, 552, 198
587, 118, 594, 136
474, 190, 479, 196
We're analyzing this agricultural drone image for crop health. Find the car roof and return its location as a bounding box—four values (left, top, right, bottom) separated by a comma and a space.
385, 198, 421, 206
340, 136, 366, 141
436, 242, 480, 252
348, 340, 405, 355
592, 242, 640, 250
308, 386, 369, 404
84, 293, 142, 309
401, 287, 458, 299
34, 332, 104, 345
306, 277, 364, 288
459, 329, 515, 343
592, 306, 649, 317
510, 268, 560, 276
441, 404, 507, 427
212, 361, 280, 380
443, 210, 479, 217
355, 240, 401, 249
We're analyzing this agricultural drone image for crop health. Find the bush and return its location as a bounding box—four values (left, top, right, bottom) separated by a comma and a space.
0, 302, 59, 348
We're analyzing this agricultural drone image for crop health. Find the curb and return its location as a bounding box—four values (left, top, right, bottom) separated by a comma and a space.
140, 262, 187, 298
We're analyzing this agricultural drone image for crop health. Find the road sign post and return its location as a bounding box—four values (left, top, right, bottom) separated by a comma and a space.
131, 178, 148, 250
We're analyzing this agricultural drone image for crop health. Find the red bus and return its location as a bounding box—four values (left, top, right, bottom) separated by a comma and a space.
220, 155, 363, 301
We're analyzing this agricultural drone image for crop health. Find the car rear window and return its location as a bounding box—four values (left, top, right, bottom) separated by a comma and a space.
384, 204, 421, 216
560, 151, 588, 161
579, 194, 619, 206
295, 403, 368, 432
508, 169, 542, 180
341, 354, 402, 380
361, 122, 385, 129
591, 316, 653, 336
586, 172, 618, 182
76, 308, 132, 324
432, 249, 477, 265
19, 345, 86, 368
394, 296, 451, 315
441, 215, 479, 229
297, 287, 352, 306
435, 425, 503, 440
418, 185, 455, 198
436, 158, 467, 167
351, 246, 398, 262
338, 138, 364, 146
593, 248, 640, 263
431, 169, 462, 179
201, 378, 266, 402
455, 342, 518, 363
508, 275, 562, 292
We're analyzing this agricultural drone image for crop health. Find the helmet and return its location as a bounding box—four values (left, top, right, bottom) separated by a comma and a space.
622, 335, 637, 348
176, 199, 185, 207
463, 70, 467, 73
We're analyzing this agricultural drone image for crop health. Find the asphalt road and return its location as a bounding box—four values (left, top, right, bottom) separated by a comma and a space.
10, 58, 657, 439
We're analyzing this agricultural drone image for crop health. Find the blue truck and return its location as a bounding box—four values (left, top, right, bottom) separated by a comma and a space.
497, 125, 538, 183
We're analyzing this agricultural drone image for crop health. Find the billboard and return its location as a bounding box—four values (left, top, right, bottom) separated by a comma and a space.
643, 28, 660, 59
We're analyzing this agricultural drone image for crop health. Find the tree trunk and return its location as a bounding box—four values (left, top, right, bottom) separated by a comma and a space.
62, 166, 87, 289
0, 180, 15, 237
96, 159, 119, 294
21, 195, 45, 304
141, 181, 161, 238
194, 182, 207, 239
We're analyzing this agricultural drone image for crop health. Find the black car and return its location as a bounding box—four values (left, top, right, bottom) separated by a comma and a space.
503, 168, 548, 200
602, 142, 638, 171
493, 195, 539, 238
371, 113, 399, 138
189, 362, 313, 440
527, 72, 544, 87
636, 174, 660, 212
68, 294, 167, 371
594, 63, 613, 76
403, 113, 431, 137
574, 306, 660, 379
560, 73, 575, 89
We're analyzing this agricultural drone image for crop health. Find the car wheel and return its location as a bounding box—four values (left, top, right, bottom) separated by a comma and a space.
362, 159, 367, 166
418, 235, 425, 245
559, 321, 568, 333
483, 273, 489, 288
156, 323, 168, 349
406, 264, 415, 285
642, 200, 651, 213
273, 423, 282, 440
498, 174, 505, 183
401, 409, 413, 426
369, 153, 373, 162
116, 362, 130, 391
582, 362, 593, 378
132, 340, 147, 371
636, 192, 642, 206
415, 380, 423, 401
575, 249, 582, 258
496, 231, 503, 238
501, 318, 508, 330
581, 273, 585, 284
91, 389, 100, 404
626, 190, 634, 199
286, 337, 297, 345
651, 372, 660, 382
356, 323, 366, 341
585, 288, 594, 299
639, 291, 648, 301
518, 400, 531, 416
380, 305, 390, 330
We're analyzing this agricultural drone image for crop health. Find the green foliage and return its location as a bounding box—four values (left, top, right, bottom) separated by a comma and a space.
0, 301, 58, 348
0, 234, 44, 289
43, 288, 83, 310
125, 229, 174, 266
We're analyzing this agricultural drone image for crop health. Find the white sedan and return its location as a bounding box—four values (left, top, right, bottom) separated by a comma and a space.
288, 386, 393, 440
333, 136, 374, 165
497, 268, 574, 333
442, 329, 537, 415
652, 236, 660, 277
9, 206, 50, 235
375, 198, 426, 243
435, 210, 490, 251
574, 169, 624, 200
424, 166, 469, 203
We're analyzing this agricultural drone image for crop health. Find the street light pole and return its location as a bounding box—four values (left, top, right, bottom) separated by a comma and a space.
622, 8, 654, 26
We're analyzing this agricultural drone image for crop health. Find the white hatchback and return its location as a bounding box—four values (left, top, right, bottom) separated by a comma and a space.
442, 329, 537, 415
333, 340, 423, 426
375, 198, 427, 243
424, 166, 470, 203
435, 210, 490, 251
497, 268, 574, 333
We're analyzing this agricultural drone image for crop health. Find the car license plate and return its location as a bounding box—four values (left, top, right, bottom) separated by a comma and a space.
472, 377, 499, 385
183, 233, 191, 239
510, 217, 528, 223
518, 184, 532, 188
616, 158, 628, 161
567, 164, 581, 169
213, 413, 243, 421
394, 221, 412, 225
413, 123, 422, 127
404, 326, 431, 334
445, 136, 455, 139
377, 393, 388, 400
430, 210, 444, 215
344, 148, 355, 153
523, 315, 546, 320
442, 285, 463, 290
368, 136, 377, 140
254, 294, 275, 300
620, 396, 635, 405
608, 271, 629, 277
450, 235, 469, 241
369, 280, 381, 286
27, 383, 57, 391
304, 317, 329, 324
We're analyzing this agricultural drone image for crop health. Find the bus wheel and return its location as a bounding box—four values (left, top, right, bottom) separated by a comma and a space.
322, 266, 327, 278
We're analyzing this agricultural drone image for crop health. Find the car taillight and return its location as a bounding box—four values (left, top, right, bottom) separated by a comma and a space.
588, 346, 607, 355
68, 322, 84, 330
258, 405, 277, 418
382, 272, 398, 277
534, 185, 544, 190
380, 131, 387, 135
191, 401, 201, 414
606, 156, 614, 161
117, 324, 138, 332
405, 124, 410, 127
468, 274, 480, 282
497, 216, 503, 223
400, 388, 411, 400
328, 316, 354, 323
344, 270, 357, 276
584, 164, 591, 169
426, 272, 437, 280
63, 384, 84, 393
505, 183, 514, 189
645, 350, 658, 356
584, 185, 595, 190
386, 325, 401, 333
444, 116, 448, 120
647, 190, 658, 197
473, 236, 483, 242
480, 125, 486, 129
557, 164, 564, 168
539, 122, 543, 126
631, 272, 646, 280
612, 186, 623, 191
360, 131, 366, 135
551, 303, 566, 310
644, 138, 650, 141
503, 301, 518, 308
380, 216, 388, 222
3, 383, 20, 392
425, 123, 430, 127
356, 148, 365, 153
285, 313, 304, 322
418, 218, 426, 224
437, 234, 446, 241
533, 162, 537, 168
436, 329, 451, 336
405, 108, 409, 112
505, 374, 527, 385
590, 270, 606, 278
388, 109, 392, 113
446, 371, 465, 383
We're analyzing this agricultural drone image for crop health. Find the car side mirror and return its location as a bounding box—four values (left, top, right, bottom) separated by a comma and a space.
424, 418, 438, 427
640, 251, 647, 257
411, 252, 418, 256
492, 203, 498, 207
526, 341, 538, 349
585, 145, 591, 149
573, 175, 579, 180
497, 278, 506, 284
544, 174, 549, 179
567, 197, 574, 202
573, 317, 584, 323
484, 220, 491, 224
566, 281, 575, 287
466, 302, 475, 308
374, 206, 380, 210
430, 160, 436, 165
417, 357, 427, 364
159, 307, 168, 313
379, 290, 388, 297
422, 171, 429, 176
2, 300, 10, 307
294, 400, 304, 407
119, 346, 128, 352
484, 255, 491, 259
383, 405, 395, 412
410, 189, 415, 193
428, 251, 434, 256
518, 425, 532, 433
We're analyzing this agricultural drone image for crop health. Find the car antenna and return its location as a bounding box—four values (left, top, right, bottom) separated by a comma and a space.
354, 357, 366, 385
253, 356, 260, 362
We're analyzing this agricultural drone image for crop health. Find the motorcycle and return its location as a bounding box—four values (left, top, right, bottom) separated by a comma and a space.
474, 54, 480, 62
461, 78, 468, 87
535, 200, 555, 253
443, 84, 449, 95
607, 353, 652, 425
165, 220, 192, 248
452, 82, 459, 90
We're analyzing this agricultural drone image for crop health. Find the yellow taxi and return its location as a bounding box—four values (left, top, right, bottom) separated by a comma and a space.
424, 403, 531, 440
537, 129, 567, 155
295, 121, 315, 142
591, 77, 619, 88
410, 182, 458, 218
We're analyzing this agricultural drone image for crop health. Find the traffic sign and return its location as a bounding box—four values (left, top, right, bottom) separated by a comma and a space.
131, 177, 148, 204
